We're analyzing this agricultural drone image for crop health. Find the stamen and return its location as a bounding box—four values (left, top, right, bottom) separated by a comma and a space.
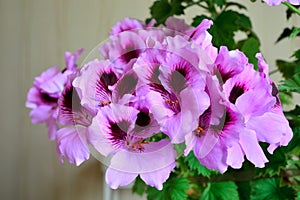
100, 100, 111, 106
128, 138, 149, 152
197, 126, 205, 133
165, 99, 179, 105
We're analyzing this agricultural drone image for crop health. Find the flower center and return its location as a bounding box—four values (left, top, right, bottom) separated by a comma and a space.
127, 138, 149, 152
100, 100, 111, 106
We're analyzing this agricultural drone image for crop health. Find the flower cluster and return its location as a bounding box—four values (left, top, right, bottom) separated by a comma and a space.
26, 17, 292, 190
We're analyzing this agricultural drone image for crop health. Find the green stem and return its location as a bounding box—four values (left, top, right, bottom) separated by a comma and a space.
283, 2, 300, 16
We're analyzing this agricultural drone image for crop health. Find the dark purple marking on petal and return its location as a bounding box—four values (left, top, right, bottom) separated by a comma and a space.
41, 92, 58, 104
95, 70, 118, 107
59, 84, 93, 126
108, 120, 129, 148
135, 110, 151, 127
149, 83, 181, 114
100, 71, 118, 89
121, 49, 141, 64
217, 65, 235, 83
229, 84, 245, 104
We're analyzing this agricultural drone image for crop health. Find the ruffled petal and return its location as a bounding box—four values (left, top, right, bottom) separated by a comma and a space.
105, 167, 138, 189
56, 126, 90, 166
140, 162, 176, 190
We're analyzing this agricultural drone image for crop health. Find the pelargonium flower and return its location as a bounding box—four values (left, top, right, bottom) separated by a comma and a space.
110, 17, 156, 36
26, 49, 84, 140
246, 53, 293, 153
56, 75, 94, 166
134, 49, 210, 143
88, 104, 175, 190
73, 59, 119, 113
263, 0, 300, 6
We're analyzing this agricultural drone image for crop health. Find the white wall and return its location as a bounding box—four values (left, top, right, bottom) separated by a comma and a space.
0, 0, 297, 200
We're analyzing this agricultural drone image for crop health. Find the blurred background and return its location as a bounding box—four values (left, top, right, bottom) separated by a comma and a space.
0, 0, 299, 200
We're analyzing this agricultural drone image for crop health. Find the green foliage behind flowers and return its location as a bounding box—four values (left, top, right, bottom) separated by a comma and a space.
130, 0, 300, 199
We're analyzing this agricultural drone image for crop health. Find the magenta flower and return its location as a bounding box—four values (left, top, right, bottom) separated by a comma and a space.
134, 49, 210, 143
56, 74, 94, 166
263, 0, 300, 6
26, 49, 84, 140
26, 66, 67, 140
110, 18, 156, 36
88, 104, 175, 190
73, 59, 119, 113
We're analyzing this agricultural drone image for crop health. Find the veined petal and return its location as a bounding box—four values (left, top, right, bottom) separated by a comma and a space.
140, 162, 176, 190
56, 126, 90, 166
105, 168, 138, 190
239, 128, 268, 168
73, 59, 118, 113
30, 105, 53, 123
109, 139, 176, 173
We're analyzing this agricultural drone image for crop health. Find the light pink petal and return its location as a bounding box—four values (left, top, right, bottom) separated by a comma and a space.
56, 126, 90, 166
239, 129, 268, 168
196, 129, 219, 158
226, 143, 244, 169
30, 105, 53, 123
140, 162, 176, 190
105, 168, 138, 189
109, 139, 176, 173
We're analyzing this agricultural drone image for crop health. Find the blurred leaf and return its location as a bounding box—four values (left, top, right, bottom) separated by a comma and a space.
192, 15, 210, 27
278, 73, 300, 93
184, 152, 213, 177
200, 182, 239, 200
210, 10, 252, 49
150, 0, 184, 25
132, 176, 147, 196
276, 59, 300, 79
276, 27, 300, 43
147, 176, 190, 200
251, 178, 296, 200
236, 181, 251, 200
214, 0, 226, 8
240, 37, 260, 69
278, 91, 293, 105
284, 106, 300, 128
225, 2, 247, 10
290, 27, 300, 39
292, 49, 300, 61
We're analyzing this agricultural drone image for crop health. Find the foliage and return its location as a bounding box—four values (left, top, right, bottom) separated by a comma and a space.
131, 0, 300, 199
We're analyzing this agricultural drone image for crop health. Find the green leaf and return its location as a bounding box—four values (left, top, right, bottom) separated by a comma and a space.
146, 176, 190, 200
276, 27, 300, 43
132, 176, 147, 196
278, 91, 293, 105
276, 59, 300, 79
184, 152, 212, 177
225, 2, 247, 10
251, 178, 296, 200
213, 0, 226, 8
237, 181, 251, 200
191, 15, 210, 27
276, 28, 293, 43
200, 182, 239, 200
284, 105, 300, 128
210, 10, 252, 49
278, 73, 300, 93
150, 0, 184, 25
240, 37, 260, 69
290, 27, 300, 39
292, 49, 300, 61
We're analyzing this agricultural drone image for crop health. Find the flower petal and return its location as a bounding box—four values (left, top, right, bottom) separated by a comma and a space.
105, 167, 138, 189
56, 126, 90, 166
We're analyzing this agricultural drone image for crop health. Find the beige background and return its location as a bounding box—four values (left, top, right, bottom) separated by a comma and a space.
0, 0, 298, 200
